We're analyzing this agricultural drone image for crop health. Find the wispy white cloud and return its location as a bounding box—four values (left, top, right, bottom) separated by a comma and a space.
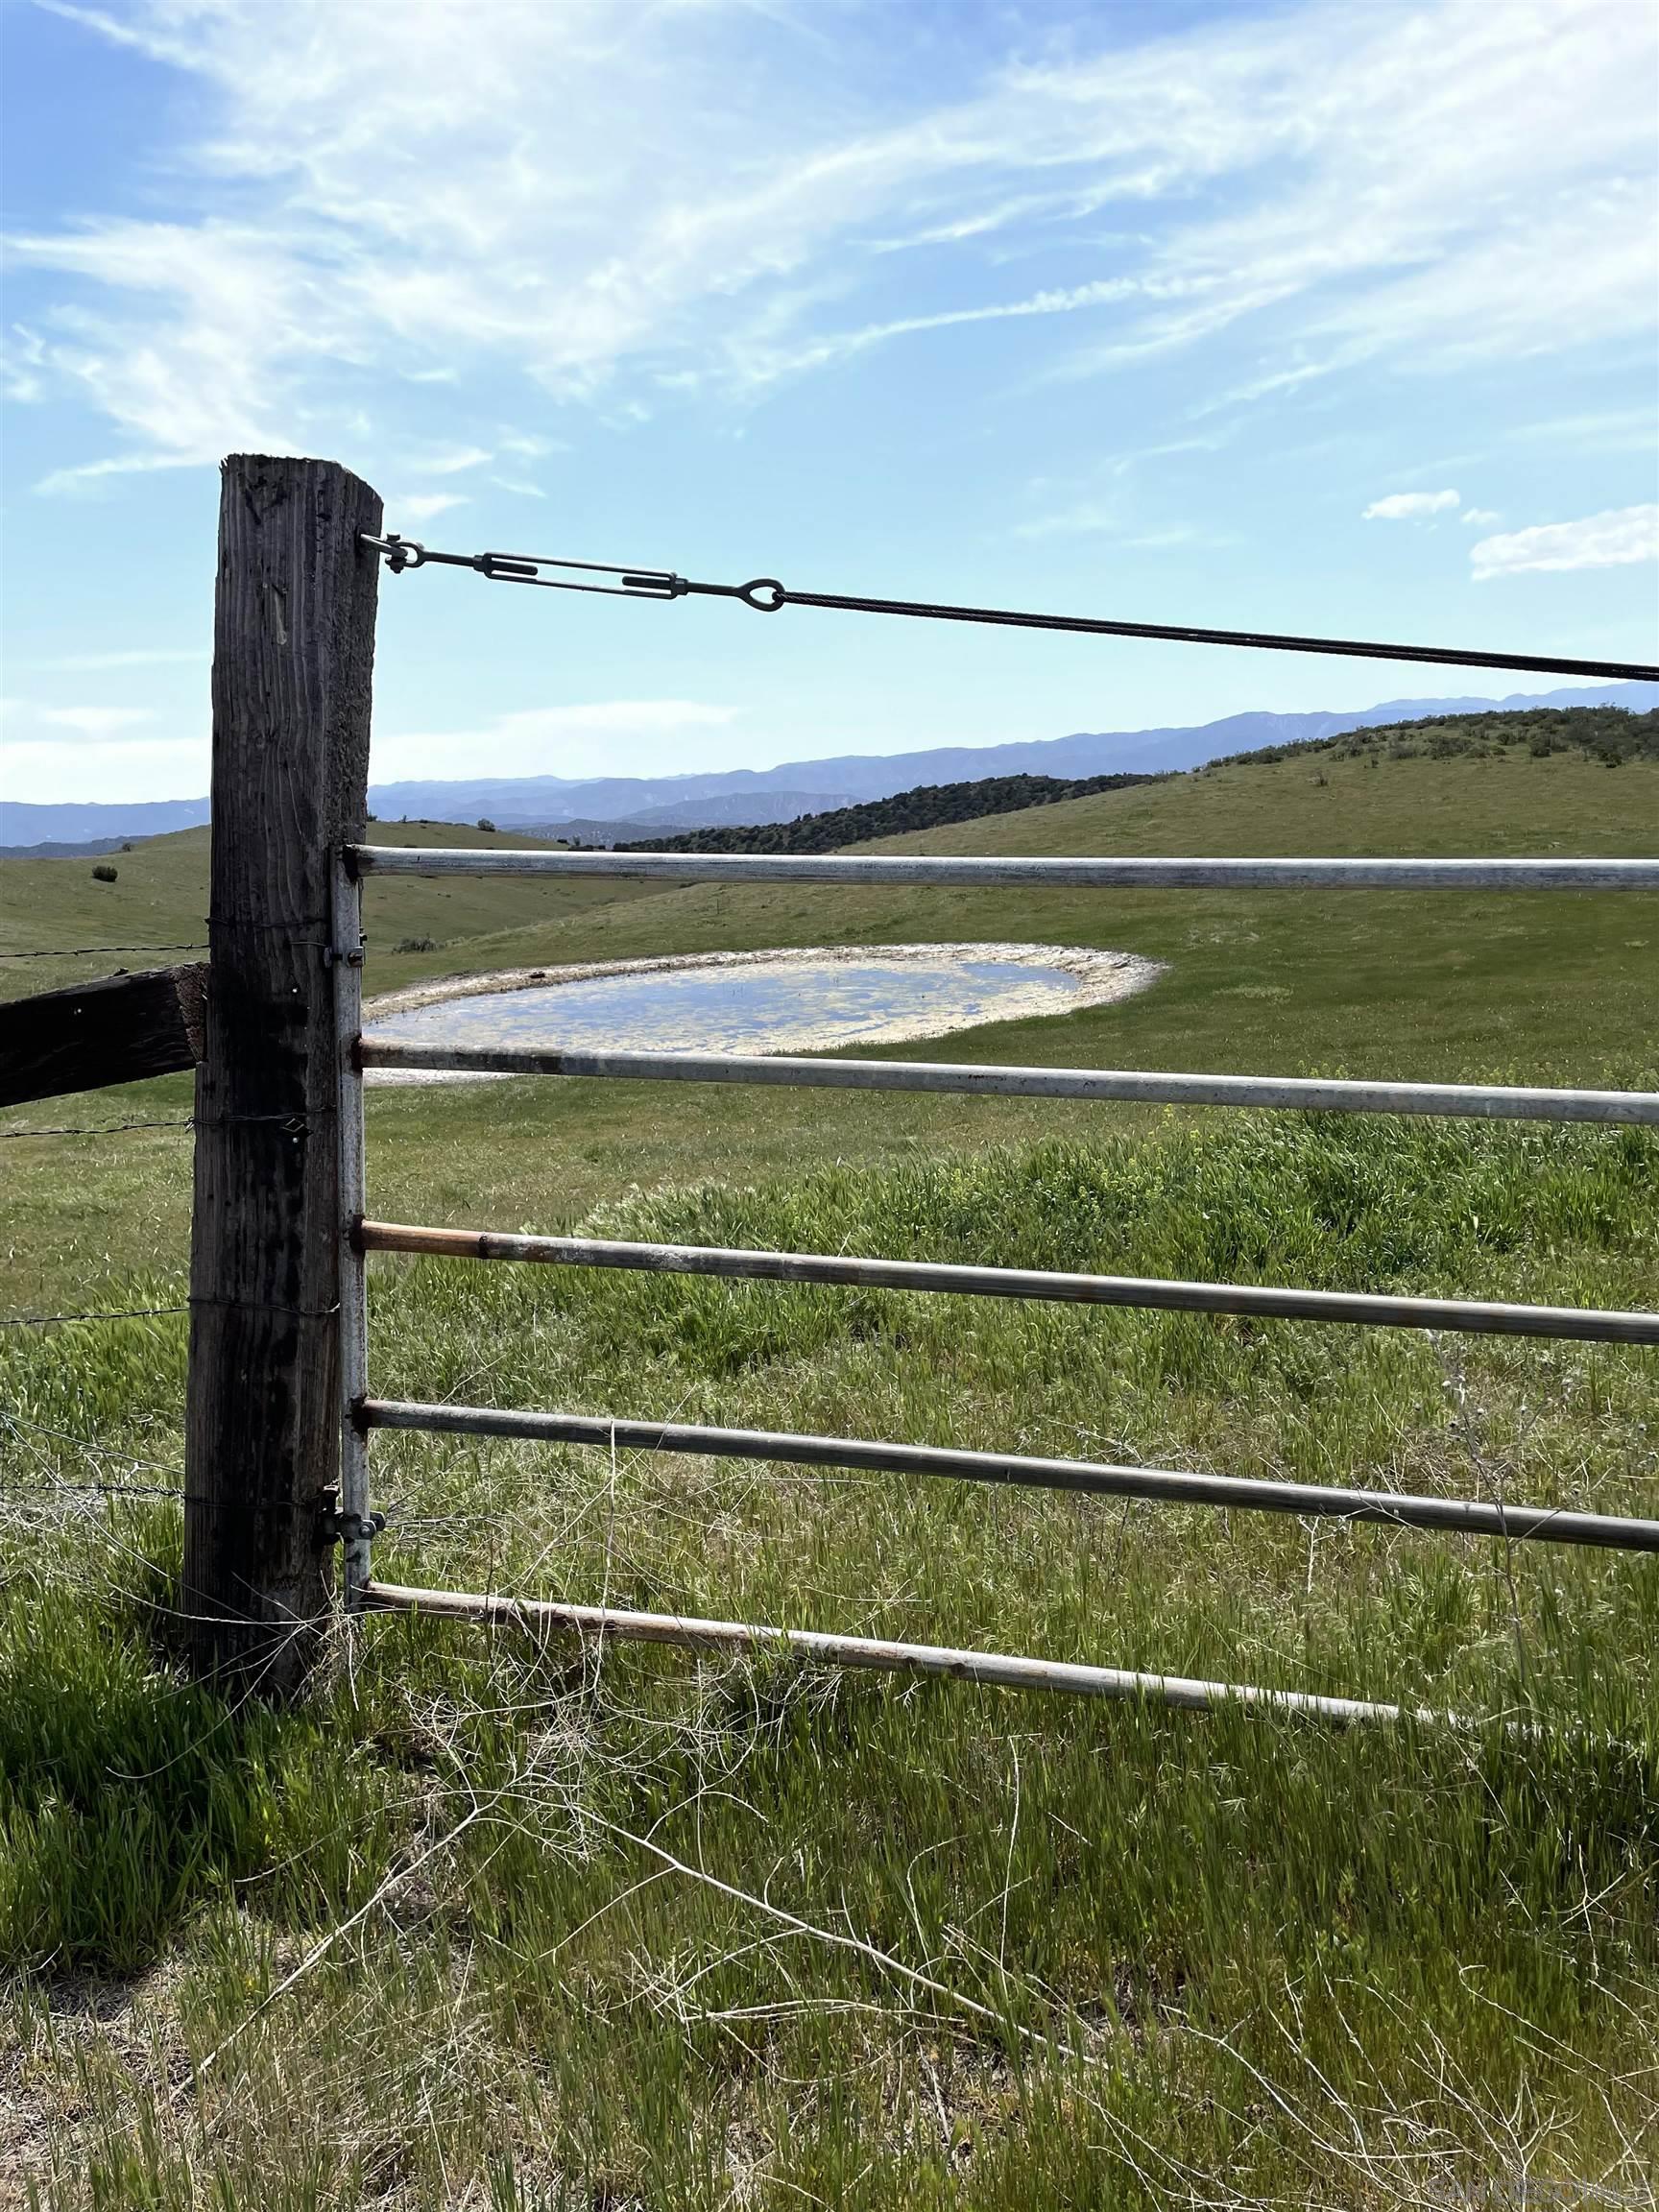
12, 646, 205, 672
390, 492, 470, 523
1012, 505, 1233, 548
5, 0, 1653, 471
1190, 355, 1345, 416
8, 217, 324, 476
408, 445, 492, 476
1460, 507, 1500, 526
732, 276, 1142, 385
497, 431, 567, 459
1101, 427, 1237, 474
1470, 504, 1659, 580
35, 450, 205, 496
1124, 524, 1239, 552
36, 704, 158, 738
378, 698, 739, 781
1, 324, 46, 401
1362, 489, 1460, 521
1506, 407, 1659, 454
1012, 500, 1119, 541
0, 733, 205, 803
0, 700, 167, 776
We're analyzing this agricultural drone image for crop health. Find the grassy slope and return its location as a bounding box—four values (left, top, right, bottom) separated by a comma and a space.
1210, 701, 1659, 769
612, 768, 1163, 854
7, 750, 1652, 1311
0, 817, 671, 1006
0, 749, 1656, 2205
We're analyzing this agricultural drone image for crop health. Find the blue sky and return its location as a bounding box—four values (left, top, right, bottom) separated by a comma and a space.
2, 0, 1656, 805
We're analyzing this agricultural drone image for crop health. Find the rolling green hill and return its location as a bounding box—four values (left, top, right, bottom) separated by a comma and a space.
5, 746, 1654, 1307
0, 817, 667, 1006
1209, 700, 1659, 770
2, 735, 1657, 2202
612, 768, 1166, 854
8, 735, 1651, 1015
611, 706, 1659, 857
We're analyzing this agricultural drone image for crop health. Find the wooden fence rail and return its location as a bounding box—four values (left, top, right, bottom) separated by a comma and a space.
0, 965, 206, 1110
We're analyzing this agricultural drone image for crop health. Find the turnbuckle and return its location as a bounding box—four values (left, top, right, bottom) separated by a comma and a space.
363, 533, 681, 597
360, 532, 787, 610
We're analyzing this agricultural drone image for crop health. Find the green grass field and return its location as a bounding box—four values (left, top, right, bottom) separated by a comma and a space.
0, 747, 1655, 2206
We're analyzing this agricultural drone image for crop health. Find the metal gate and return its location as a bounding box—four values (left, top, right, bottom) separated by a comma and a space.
329, 844, 1659, 1729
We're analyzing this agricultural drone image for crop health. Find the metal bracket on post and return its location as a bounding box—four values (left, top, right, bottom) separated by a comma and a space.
318, 1486, 386, 1551
333, 852, 373, 1611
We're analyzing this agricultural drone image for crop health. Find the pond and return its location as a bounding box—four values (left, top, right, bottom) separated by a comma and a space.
366, 943, 1158, 1073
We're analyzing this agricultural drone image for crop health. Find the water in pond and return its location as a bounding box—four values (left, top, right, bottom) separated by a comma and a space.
369, 949, 1128, 1064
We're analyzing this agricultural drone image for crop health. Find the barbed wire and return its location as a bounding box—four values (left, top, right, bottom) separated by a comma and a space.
1, 1471, 180, 1502
2, 1295, 341, 1329
0, 1411, 181, 1503
0, 942, 207, 960
0, 1406, 181, 1477
0, 1305, 188, 1331
1, 1109, 328, 1142
1, 1116, 195, 1141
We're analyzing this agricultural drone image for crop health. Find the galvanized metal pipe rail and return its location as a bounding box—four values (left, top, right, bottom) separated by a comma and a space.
361, 1578, 1444, 1728
340, 821, 1659, 1702
361, 1400, 1659, 1552
357, 1219, 1659, 1347
350, 847, 1659, 891
357, 1040, 1659, 1128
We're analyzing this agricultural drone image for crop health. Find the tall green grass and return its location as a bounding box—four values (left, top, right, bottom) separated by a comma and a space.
5, 745, 1654, 2200
2, 1110, 1654, 2204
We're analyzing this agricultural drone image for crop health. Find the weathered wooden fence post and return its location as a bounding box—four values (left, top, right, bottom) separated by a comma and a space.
183, 454, 382, 1692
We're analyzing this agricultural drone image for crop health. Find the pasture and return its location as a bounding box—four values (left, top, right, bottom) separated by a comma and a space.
1, 744, 1655, 2206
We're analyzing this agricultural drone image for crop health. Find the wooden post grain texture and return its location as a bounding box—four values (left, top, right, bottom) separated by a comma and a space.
183, 455, 381, 1692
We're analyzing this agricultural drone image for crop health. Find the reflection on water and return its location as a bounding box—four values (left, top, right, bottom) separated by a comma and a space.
372, 955, 1088, 1056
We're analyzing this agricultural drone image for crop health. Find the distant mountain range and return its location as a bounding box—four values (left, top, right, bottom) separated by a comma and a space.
2, 799, 212, 851
540, 790, 854, 847
0, 834, 134, 861
4, 680, 1654, 854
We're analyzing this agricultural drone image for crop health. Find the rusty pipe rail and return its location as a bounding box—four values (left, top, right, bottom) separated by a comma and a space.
357, 1219, 1659, 1347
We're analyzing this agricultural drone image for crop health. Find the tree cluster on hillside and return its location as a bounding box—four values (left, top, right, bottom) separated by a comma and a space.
1207, 705, 1659, 774
610, 771, 1166, 854
599, 708, 1655, 858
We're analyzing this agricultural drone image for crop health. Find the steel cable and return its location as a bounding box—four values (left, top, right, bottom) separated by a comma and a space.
361, 535, 1659, 683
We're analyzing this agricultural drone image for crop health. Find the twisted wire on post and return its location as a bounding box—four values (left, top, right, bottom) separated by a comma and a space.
1, 1117, 195, 1141
0, 942, 207, 960
0, 1305, 189, 1331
